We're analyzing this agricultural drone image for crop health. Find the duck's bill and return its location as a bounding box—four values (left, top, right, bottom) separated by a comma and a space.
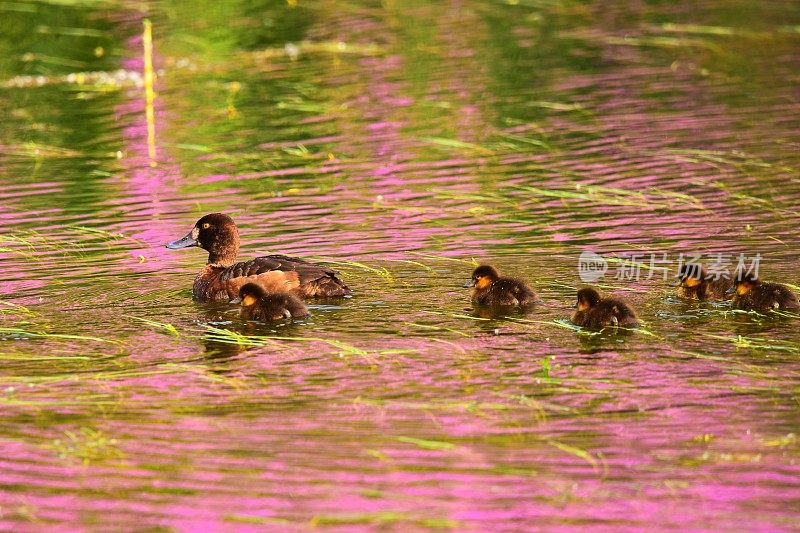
672, 277, 683, 287
463, 279, 475, 288
229, 297, 242, 305
724, 286, 735, 296
165, 232, 198, 249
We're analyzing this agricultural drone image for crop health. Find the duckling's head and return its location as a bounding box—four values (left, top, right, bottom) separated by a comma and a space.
575, 287, 601, 311
166, 213, 240, 267
232, 283, 268, 307
465, 265, 500, 289
729, 270, 760, 297
675, 264, 704, 288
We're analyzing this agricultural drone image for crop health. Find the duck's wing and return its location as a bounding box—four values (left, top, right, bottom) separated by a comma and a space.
613, 301, 640, 326
511, 279, 539, 305
771, 285, 800, 310
495, 278, 538, 305
220, 255, 350, 298
257, 254, 315, 266
595, 299, 638, 327
220, 255, 308, 279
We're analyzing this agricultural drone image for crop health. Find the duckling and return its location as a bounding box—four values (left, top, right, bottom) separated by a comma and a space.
674, 264, 733, 301
232, 283, 309, 321
464, 264, 538, 307
166, 213, 351, 302
571, 287, 639, 329
726, 272, 799, 312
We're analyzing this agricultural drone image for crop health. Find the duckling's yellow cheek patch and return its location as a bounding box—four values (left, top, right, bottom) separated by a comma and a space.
685, 277, 701, 288
577, 302, 589, 312
242, 294, 257, 306
475, 277, 492, 290
736, 285, 751, 296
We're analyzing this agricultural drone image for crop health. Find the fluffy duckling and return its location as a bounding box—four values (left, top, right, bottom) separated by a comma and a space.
166, 213, 351, 302
727, 272, 800, 312
464, 265, 538, 307
571, 287, 639, 329
232, 283, 309, 322
674, 264, 733, 301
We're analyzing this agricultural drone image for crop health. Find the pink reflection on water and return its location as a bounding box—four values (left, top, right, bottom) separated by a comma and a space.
107, 30, 196, 270
2, 3, 800, 531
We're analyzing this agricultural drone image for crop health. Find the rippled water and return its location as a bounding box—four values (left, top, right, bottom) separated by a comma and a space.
2, 0, 800, 530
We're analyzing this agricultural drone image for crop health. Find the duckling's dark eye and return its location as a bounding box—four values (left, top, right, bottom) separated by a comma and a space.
202, 223, 211, 229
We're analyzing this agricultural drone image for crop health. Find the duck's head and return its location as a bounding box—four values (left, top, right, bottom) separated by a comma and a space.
230, 282, 267, 306
727, 270, 760, 297
166, 213, 240, 267
575, 287, 601, 311
464, 264, 500, 289
675, 263, 704, 288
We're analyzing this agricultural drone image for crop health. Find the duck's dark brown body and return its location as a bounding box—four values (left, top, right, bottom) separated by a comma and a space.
466, 264, 538, 308
732, 281, 800, 312
166, 214, 350, 302
472, 278, 538, 307
239, 288, 309, 321
193, 255, 349, 302
571, 299, 639, 328
676, 275, 733, 301
571, 288, 639, 329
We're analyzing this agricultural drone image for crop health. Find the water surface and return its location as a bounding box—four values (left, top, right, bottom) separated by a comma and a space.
1, 0, 800, 530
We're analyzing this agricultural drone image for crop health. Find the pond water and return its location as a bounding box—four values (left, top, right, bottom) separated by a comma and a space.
1, 0, 800, 530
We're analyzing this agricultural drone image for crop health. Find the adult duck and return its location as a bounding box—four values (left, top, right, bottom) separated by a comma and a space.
166, 213, 351, 301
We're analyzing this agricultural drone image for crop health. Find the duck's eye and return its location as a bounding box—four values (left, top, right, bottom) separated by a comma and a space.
202, 223, 211, 229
